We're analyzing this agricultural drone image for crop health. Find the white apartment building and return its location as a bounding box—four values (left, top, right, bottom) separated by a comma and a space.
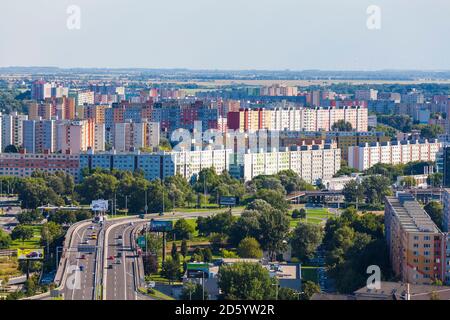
348, 139, 442, 171
232, 144, 341, 184
172, 146, 232, 180
77, 91, 95, 106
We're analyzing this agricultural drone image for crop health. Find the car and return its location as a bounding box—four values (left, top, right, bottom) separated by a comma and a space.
158, 212, 164, 216
80, 254, 86, 259
118, 235, 122, 240
129, 222, 134, 226
79, 265, 85, 271
26, 251, 43, 259
88, 226, 95, 230
116, 259, 121, 265
108, 264, 113, 269
108, 255, 114, 260
117, 252, 122, 258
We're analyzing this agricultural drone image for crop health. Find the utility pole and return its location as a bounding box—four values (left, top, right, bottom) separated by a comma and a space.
125, 195, 128, 212
145, 189, 148, 215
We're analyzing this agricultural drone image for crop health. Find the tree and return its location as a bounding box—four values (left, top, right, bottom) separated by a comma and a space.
146, 233, 162, 255
76, 173, 119, 204
362, 175, 392, 205
424, 201, 443, 229
418, 124, 444, 140
400, 176, 417, 188
332, 120, 353, 132
342, 180, 364, 204
160, 257, 180, 284
278, 287, 301, 300
237, 237, 263, 259
0, 229, 12, 249
209, 233, 228, 253
378, 114, 412, 132
40, 222, 63, 247
428, 172, 443, 187
291, 223, 324, 262
11, 225, 34, 244
255, 189, 289, 212
16, 210, 43, 225
375, 124, 398, 139
218, 262, 276, 300
180, 239, 188, 260
172, 219, 195, 240
4, 144, 19, 153
17, 178, 64, 209
301, 281, 321, 300
180, 281, 208, 300
196, 212, 235, 236
171, 242, 178, 260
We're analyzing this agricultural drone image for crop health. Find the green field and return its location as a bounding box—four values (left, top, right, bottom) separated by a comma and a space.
290, 208, 332, 227
9, 225, 42, 249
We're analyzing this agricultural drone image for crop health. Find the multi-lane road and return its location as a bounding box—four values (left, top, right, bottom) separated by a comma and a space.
55, 210, 242, 300
62, 222, 99, 300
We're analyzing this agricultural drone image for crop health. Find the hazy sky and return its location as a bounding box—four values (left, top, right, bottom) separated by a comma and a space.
1, 0, 450, 70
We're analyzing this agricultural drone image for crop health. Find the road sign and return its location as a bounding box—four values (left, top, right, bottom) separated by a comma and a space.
78, 245, 96, 253
91, 199, 108, 212
220, 196, 237, 206
186, 263, 209, 278
137, 236, 146, 248
149, 220, 173, 232
17, 248, 44, 260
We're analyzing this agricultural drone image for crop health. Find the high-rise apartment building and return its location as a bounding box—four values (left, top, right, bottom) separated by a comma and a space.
1, 112, 28, 151
231, 144, 341, 184
385, 193, 447, 285
22, 119, 56, 153
348, 139, 442, 171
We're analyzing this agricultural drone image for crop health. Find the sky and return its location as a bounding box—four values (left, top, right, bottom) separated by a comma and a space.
1, 0, 450, 71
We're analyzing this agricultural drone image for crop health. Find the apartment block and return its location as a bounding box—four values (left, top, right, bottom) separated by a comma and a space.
0, 152, 80, 181
385, 193, 447, 285
22, 119, 56, 153
348, 139, 442, 171
1, 112, 28, 150
231, 144, 341, 184
227, 106, 368, 132
79, 146, 231, 181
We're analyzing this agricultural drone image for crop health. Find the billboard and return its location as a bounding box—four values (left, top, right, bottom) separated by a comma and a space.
149, 220, 173, 232
91, 200, 108, 212
17, 248, 44, 260
220, 196, 237, 206
186, 263, 210, 279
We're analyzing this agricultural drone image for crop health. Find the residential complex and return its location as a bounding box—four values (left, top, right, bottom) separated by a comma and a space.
79, 146, 231, 181
385, 193, 447, 285
348, 139, 441, 171
227, 106, 368, 132
230, 144, 341, 184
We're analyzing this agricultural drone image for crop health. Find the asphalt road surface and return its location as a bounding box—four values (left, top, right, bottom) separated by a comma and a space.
62, 222, 100, 300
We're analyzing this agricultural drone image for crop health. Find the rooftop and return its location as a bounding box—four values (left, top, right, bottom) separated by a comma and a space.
386, 193, 440, 233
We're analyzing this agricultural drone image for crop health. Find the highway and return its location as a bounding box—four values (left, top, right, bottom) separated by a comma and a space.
104, 222, 140, 300
62, 222, 100, 300
54, 210, 241, 300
